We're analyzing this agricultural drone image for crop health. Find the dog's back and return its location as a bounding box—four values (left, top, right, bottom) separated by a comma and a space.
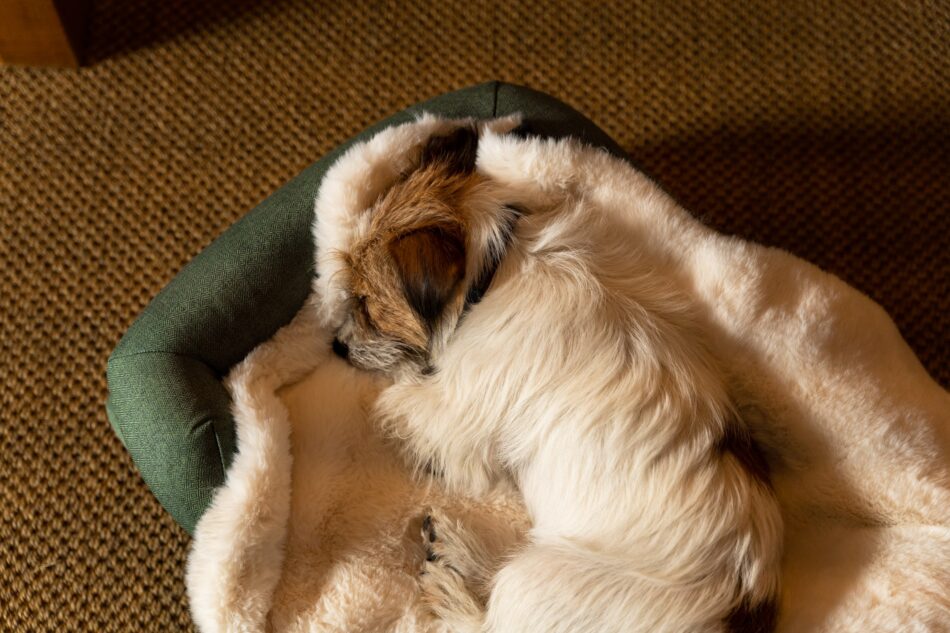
394, 196, 784, 632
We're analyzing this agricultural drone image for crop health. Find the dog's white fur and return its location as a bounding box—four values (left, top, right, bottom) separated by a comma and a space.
314, 115, 950, 632
317, 116, 784, 632
188, 115, 950, 632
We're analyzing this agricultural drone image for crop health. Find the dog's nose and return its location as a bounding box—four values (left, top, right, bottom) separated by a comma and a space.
331, 338, 350, 360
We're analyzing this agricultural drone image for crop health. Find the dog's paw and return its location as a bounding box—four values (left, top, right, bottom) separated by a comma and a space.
421, 509, 493, 589
420, 551, 483, 628
418, 510, 487, 631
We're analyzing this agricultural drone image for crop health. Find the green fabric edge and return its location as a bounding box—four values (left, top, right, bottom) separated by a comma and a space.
106, 81, 628, 534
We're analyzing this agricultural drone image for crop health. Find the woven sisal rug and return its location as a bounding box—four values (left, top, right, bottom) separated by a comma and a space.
1, 1, 947, 630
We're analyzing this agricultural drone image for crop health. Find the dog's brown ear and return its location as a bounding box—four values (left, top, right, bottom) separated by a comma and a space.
419, 126, 478, 175
389, 225, 466, 331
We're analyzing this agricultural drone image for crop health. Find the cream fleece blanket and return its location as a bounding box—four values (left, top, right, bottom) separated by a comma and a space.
185, 293, 528, 633
187, 116, 950, 632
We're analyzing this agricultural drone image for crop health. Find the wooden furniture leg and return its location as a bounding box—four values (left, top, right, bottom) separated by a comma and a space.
0, 0, 90, 67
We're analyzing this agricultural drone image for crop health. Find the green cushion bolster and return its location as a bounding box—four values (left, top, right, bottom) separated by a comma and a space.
495, 83, 627, 158
107, 353, 234, 529
106, 81, 627, 534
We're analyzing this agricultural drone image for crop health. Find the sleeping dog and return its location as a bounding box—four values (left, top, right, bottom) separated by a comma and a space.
315, 121, 783, 633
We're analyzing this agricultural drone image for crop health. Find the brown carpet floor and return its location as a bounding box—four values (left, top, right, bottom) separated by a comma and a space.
1, 0, 947, 630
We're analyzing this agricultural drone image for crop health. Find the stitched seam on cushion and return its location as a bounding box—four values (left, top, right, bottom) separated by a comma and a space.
205, 417, 229, 480
492, 80, 500, 117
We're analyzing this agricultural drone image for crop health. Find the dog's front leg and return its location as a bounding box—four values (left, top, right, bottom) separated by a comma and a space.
377, 381, 501, 496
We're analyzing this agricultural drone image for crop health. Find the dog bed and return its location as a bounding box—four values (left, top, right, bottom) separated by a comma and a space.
107, 84, 950, 632
105, 82, 622, 535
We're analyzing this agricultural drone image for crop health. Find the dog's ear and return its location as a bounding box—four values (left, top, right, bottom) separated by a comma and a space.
419, 126, 478, 175
389, 225, 466, 331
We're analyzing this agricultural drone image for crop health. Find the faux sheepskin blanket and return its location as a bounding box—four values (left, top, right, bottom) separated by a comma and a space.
187, 116, 950, 633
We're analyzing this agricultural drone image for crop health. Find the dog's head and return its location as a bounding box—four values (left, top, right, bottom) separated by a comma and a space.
315, 123, 518, 374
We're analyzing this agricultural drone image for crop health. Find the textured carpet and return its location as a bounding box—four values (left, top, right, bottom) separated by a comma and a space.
1, 0, 947, 630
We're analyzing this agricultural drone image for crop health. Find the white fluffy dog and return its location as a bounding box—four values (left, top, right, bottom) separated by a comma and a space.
314, 116, 783, 633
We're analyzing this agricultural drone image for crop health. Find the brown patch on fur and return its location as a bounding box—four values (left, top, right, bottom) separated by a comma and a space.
344, 128, 483, 353
718, 422, 772, 486
725, 596, 778, 633
389, 226, 466, 330
345, 241, 419, 348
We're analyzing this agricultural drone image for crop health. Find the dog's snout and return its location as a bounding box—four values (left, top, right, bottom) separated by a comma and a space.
331, 337, 350, 360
